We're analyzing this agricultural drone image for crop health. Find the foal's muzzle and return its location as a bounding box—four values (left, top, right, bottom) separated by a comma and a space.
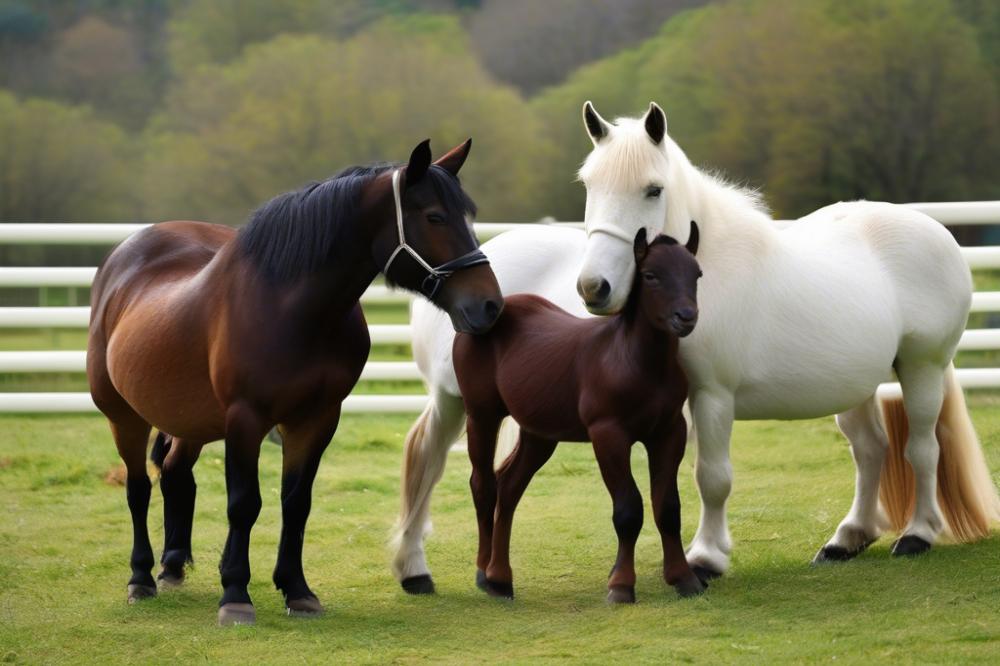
669, 307, 698, 337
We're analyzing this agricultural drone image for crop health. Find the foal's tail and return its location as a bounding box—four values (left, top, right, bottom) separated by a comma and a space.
879, 364, 1000, 542
150, 431, 171, 470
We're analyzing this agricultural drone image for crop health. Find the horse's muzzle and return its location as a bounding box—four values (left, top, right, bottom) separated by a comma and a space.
451, 297, 503, 334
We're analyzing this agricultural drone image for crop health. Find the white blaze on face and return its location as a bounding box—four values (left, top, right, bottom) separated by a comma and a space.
576, 102, 671, 314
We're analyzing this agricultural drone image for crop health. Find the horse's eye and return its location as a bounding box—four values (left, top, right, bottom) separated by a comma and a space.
643, 271, 658, 282
645, 186, 663, 199
427, 213, 446, 225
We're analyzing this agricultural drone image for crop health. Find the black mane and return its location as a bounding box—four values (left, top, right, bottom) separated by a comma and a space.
237, 163, 476, 283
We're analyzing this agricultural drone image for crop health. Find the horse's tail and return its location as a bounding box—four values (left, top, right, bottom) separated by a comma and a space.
495, 417, 521, 468
150, 431, 171, 470
879, 363, 1000, 542
391, 402, 436, 557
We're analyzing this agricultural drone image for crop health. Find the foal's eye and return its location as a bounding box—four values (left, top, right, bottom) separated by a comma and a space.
645, 186, 663, 199
426, 213, 446, 225
642, 271, 658, 282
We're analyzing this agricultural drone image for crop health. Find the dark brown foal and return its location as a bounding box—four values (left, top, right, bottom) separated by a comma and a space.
454, 223, 704, 604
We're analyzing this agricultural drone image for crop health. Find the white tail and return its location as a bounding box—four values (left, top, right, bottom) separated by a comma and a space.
879, 364, 1000, 542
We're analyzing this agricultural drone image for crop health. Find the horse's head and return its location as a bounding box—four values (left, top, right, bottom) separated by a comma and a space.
371, 139, 503, 334
576, 101, 692, 315
632, 222, 701, 337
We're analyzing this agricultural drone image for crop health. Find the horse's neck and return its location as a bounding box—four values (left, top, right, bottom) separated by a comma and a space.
610, 306, 678, 371
665, 152, 776, 258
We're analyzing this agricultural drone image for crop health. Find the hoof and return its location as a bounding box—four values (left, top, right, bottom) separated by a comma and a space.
126, 583, 157, 604
692, 565, 722, 585
286, 596, 324, 617
673, 575, 707, 599
606, 585, 636, 604
157, 569, 184, 588
218, 602, 256, 626
812, 538, 875, 565
892, 535, 931, 557
479, 574, 513, 599
401, 574, 435, 595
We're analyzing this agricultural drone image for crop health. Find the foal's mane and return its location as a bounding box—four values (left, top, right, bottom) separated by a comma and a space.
238, 163, 476, 283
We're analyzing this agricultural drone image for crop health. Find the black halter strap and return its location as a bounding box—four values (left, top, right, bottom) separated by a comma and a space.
382, 169, 490, 300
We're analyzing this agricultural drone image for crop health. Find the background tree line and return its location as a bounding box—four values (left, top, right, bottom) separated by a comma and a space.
0, 0, 997, 227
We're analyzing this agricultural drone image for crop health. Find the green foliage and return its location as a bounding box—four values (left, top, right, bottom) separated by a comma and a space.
0, 91, 137, 222
146, 16, 550, 224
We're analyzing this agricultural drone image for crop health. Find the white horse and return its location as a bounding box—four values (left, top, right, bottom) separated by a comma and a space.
391, 102, 1000, 593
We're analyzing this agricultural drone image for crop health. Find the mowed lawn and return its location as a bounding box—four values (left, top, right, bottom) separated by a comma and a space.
1, 399, 999, 664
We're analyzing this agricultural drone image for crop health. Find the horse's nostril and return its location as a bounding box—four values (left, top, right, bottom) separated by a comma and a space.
483, 299, 501, 321
596, 279, 611, 301
675, 307, 697, 322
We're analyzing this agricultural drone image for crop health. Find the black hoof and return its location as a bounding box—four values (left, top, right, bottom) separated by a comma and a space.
126, 583, 157, 604
673, 575, 707, 598
812, 537, 876, 565
692, 565, 722, 584
484, 578, 514, 599
607, 585, 636, 604
475, 569, 488, 592
401, 574, 436, 595
892, 535, 931, 557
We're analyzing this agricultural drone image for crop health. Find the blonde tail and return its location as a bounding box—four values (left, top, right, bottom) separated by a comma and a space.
495, 417, 521, 469
879, 364, 1000, 542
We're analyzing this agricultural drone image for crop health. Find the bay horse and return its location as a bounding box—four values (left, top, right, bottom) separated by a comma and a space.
87, 139, 503, 625
454, 225, 704, 603
392, 103, 1000, 592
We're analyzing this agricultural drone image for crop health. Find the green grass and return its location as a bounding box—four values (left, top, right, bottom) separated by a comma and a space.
2, 401, 1000, 664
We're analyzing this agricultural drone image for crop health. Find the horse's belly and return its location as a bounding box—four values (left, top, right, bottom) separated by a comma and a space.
106, 303, 225, 441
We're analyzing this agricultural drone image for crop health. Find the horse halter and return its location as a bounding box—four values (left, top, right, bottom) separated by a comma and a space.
586, 221, 638, 244
382, 169, 490, 300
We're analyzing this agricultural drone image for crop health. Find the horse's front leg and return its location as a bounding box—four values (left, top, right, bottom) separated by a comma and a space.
217, 403, 266, 626
272, 406, 340, 616
687, 389, 735, 580
466, 412, 503, 594
645, 421, 704, 598
589, 422, 643, 604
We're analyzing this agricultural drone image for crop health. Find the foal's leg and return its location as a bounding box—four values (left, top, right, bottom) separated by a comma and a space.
892, 361, 947, 555
814, 396, 886, 563
590, 424, 643, 604
393, 388, 467, 594
466, 412, 502, 592
156, 435, 202, 586
484, 432, 558, 599
686, 389, 735, 580
272, 407, 340, 616
217, 403, 266, 626
646, 425, 704, 598
109, 416, 156, 603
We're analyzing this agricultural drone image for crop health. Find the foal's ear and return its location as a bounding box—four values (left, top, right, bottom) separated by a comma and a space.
434, 138, 472, 177
583, 101, 611, 145
633, 228, 648, 264
685, 220, 699, 256
644, 102, 667, 145
405, 139, 432, 186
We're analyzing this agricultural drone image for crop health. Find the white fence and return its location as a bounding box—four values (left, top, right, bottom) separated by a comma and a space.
1, 202, 1000, 412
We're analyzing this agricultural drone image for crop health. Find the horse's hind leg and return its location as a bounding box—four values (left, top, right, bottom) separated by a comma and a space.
108, 416, 155, 603
272, 407, 340, 616
891, 361, 948, 555
154, 434, 202, 585
814, 396, 887, 563
485, 431, 557, 599
392, 389, 466, 594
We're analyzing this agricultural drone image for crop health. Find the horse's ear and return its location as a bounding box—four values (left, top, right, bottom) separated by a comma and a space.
434, 138, 472, 176
686, 220, 699, 256
633, 228, 648, 264
405, 139, 432, 186
583, 101, 611, 145
644, 102, 667, 145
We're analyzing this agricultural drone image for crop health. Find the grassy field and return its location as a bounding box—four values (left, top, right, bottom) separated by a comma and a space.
1, 401, 999, 664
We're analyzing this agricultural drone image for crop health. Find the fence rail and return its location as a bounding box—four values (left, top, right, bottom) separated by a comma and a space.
2, 200, 1000, 412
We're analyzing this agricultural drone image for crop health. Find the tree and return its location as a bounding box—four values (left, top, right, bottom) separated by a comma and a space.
0, 91, 137, 222
145, 15, 552, 224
